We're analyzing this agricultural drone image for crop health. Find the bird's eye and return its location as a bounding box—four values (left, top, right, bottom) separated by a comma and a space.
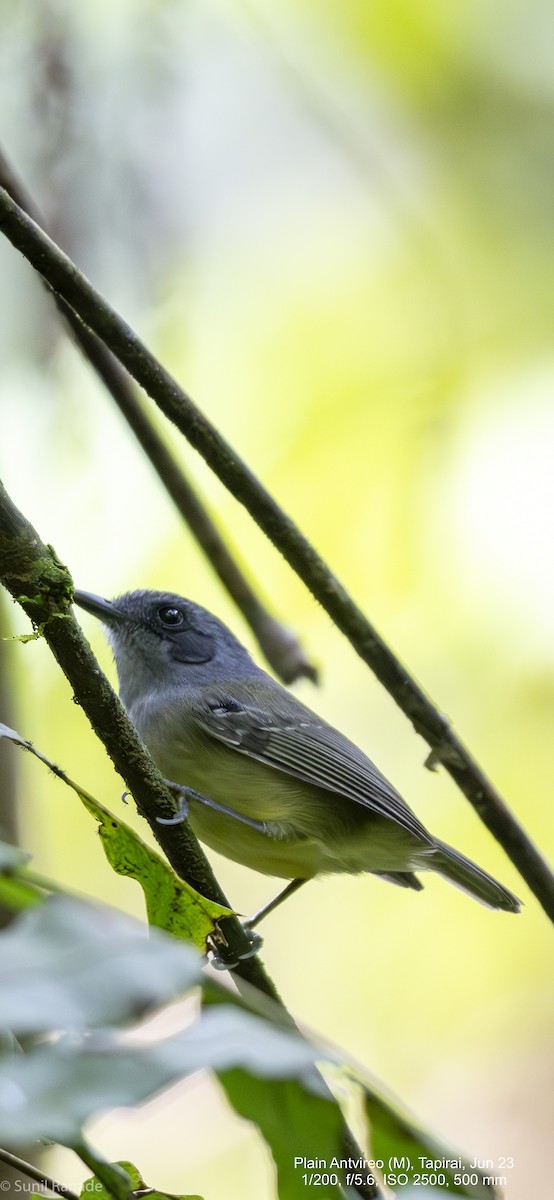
158, 606, 185, 627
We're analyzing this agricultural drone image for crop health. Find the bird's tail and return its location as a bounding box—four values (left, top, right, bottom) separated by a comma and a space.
431, 839, 521, 912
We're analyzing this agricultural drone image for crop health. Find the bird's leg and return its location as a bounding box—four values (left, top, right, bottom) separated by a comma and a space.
210, 880, 307, 970
158, 780, 269, 833
245, 878, 307, 930
158, 779, 268, 969
158, 781, 305, 961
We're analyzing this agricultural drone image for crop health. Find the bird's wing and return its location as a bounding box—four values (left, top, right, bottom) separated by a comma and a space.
196, 690, 429, 842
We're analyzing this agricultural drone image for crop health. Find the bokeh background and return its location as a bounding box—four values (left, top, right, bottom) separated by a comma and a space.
0, 2, 553, 1197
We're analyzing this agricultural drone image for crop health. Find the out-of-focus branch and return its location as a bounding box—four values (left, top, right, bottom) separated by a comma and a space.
0, 1148, 78, 1200
0, 185, 551, 920
0, 148, 315, 686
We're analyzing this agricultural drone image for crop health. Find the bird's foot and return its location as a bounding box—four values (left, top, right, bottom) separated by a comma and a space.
157, 783, 190, 825
206, 923, 263, 971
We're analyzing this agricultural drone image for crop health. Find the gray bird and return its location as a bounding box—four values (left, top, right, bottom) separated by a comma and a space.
74, 588, 520, 920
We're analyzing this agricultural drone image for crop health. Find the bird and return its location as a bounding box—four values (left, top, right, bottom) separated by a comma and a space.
73, 588, 520, 922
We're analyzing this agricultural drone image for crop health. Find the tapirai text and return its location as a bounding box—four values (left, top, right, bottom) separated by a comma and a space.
418, 1158, 462, 1169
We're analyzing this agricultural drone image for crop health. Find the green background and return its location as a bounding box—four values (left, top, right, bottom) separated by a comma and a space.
0, 2, 552, 1197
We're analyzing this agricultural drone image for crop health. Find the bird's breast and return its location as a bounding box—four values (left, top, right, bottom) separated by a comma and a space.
126, 690, 332, 877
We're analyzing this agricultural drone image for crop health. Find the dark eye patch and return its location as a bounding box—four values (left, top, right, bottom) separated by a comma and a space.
169, 627, 214, 664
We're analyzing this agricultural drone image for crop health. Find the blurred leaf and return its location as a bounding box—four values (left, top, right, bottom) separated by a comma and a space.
0, 720, 233, 950
220, 1068, 345, 1200
364, 1086, 497, 1198
0, 836, 43, 912
81, 1161, 142, 1199
81, 1161, 203, 1200
0, 1004, 332, 1145
0, 882, 500, 1194
398, 1191, 451, 1199
107, 1161, 143, 1189
142, 1194, 203, 1200
0, 835, 29, 871
0, 873, 44, 912
78, 1157, 135, 1200
0, 894, 201, 1034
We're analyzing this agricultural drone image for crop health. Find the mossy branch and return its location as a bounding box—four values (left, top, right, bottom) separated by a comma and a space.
0, 478, 380, 1200
0, 477, 270, 986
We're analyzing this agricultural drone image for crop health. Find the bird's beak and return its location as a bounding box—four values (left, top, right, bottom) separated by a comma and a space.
73, 590, 126, 624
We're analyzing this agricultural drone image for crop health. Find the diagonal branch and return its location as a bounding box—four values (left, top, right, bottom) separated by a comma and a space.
0, 184, 552, 922
0, 478, 380, 1200
0, 1147, 78, 1200
0, 476, 268, 988
0, 148, 315, 686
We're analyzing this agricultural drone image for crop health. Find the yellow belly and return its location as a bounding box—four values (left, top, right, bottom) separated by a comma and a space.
133, 697, 420, 880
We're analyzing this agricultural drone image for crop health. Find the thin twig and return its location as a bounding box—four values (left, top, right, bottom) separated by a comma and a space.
0, 185, 551, 920
0, 148, 315, 686
0, 481, 379, 1200
0, 1147, 79, 1200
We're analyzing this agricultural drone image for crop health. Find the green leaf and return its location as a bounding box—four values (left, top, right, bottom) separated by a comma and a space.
77, 1156, 134, 1200
0, 720, 233, 951
0, 838, 43, 912
81, 1162, 203, 1200
141, 1190, 205, 1200
142, 1193, 204, 1200
364, 1086, 498, 1198
220, 1069, 345, 1200
0, 894, 202, 1034
80, 1160, 141, 1200
0, 873, 44, 912
78, 791, 232, 948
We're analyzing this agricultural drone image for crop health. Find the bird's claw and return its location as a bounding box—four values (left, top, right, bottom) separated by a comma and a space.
205, 924, 263, 971
157, 787, 189, 825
